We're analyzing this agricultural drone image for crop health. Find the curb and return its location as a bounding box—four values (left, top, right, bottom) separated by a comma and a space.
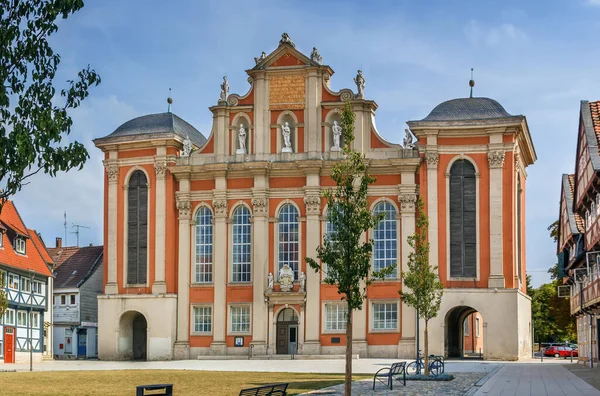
464, 364, 503, 396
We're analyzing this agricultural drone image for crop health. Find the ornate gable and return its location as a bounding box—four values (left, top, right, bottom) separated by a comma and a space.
251, 33, 322, 71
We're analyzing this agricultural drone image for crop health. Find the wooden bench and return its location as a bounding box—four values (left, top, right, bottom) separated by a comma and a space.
239, 383, 289, 396
372, 362, 406, 390
136, 384, 173, 396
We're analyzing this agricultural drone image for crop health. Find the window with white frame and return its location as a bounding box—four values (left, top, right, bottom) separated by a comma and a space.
17, 310, 27, 327
593, 202, 597, 219
70, 294, 76, 305
21, 277, 31, 293
8, 273, 18, 290
60, 294, 66, 305
586, 210, 590, 229
193, 306, 212, 333
372, 202, 397, 278
278, 204, 299, 280
232, 206, 251, 283
31, 312, 39, 329
596, 195, 600, 216
324, 205, 341, 278
372, 302, 398, 330
230, 305, 250, 333
325, 303, 347, 332
475, 317, 480, 337
32, 281, 43, 295
3, 308, 15, 325
14, 237, 25, 254
463, 317, 469, 336
195, 207, 213, 283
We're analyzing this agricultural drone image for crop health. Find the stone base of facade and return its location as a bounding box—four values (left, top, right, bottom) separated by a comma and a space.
397, 337, 416, 359
488, 275, 506, 289
209, 341, 227, 356
250, 341, 267, 356
173, 341, 190, 360
352, 340, 368, 358
302, 340, 321, 355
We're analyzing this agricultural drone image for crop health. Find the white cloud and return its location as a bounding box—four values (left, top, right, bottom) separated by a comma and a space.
586, 0, 600, 5
465, 21, 528, 46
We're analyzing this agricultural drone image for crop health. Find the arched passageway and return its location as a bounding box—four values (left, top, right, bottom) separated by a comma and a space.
118, 311, 147, 361
445, 306, 484, 359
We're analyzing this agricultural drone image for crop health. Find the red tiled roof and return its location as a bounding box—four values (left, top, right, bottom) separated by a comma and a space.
28, 228, 54, 265
568, 174, 585, 233
0, 201, 52, 277
47, 246, 80, 268
589, 101, 600, 151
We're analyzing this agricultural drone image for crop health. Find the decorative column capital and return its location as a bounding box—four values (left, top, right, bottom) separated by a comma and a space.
303, 195, 321, 216
212, 199, 228, 218
251, 197, 268, 217
424, 152, 439, 168
154, 160, 168, 178
176, 196, 191, 220
103, 161, 119, 184
487, 150, 505, 168
398, 193, 417, 213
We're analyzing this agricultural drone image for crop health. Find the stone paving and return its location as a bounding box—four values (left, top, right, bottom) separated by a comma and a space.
300, 372, 488, 395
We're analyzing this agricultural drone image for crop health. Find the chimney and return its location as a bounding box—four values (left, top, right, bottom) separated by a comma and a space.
56, 237, 62, 248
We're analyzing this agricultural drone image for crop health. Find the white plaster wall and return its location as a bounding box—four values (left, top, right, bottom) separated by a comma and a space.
98, 295, 177, 361
15, 351, 43, 364
517, 292, 533, 359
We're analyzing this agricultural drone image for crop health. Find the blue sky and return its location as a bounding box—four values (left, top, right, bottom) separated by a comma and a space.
11, 0, 600, 287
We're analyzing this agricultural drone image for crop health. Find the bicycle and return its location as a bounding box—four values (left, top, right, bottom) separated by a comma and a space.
406, 350, 445, 376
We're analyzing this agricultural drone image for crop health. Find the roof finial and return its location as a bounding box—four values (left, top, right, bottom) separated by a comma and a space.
167, 88, 173, 113
469, 68, 475, 98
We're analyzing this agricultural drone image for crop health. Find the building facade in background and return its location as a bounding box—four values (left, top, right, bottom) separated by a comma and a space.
0, 201, 54, 363
48, 239, 103, 359
93, 34, 536, 361
557, 100, 600, 364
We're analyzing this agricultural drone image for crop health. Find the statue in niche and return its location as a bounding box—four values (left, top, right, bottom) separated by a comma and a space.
267, 272, 274, 291
237, 124, 247, 154
219, 76, 229, 103
354, 69, 365, 98
281, 121, 293, 153
403, 129, 414, 149
279, 264, 295, 292
181, 135, 192, 157
299, 271, 306, 291
310, 47, 322, 65
331, 120, 342, 151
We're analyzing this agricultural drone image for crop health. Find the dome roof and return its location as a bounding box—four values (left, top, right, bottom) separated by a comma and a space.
105, 112, 207, 147
421, 97, 515, 122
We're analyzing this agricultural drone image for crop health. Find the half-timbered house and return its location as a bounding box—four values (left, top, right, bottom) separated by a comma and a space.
0, 200, 54, 364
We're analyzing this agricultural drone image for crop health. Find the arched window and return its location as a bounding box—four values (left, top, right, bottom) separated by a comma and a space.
232, 206, 251, 282
449, 160, 476, 278
127, 170, 148, 284
373, 202, 397, 278
278, 204, 299, 280
195, 207, 213, 283
323, 205, 341, 278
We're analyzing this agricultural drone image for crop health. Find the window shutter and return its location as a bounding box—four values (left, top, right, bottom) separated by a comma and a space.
449, 173, 464, 277
127, 171, 148, 284
449, 160, 477, 278
463, 175, 477, 277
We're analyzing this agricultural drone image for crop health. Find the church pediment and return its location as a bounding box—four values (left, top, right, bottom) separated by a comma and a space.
251, 33, 322, 71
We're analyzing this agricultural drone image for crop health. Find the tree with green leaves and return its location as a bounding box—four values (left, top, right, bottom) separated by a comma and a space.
399, 198, 444, 376
0, 276, 7, 320
306, 101, 393, 396
0, 0, 101, 205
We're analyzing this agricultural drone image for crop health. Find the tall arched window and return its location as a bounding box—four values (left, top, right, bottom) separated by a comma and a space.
232, 206, 251, 282
373, 202, 397, 278
449, 159, 477, 278
127, 170, 148, 284
278, 204, 299, 280
323, 205, 341, 278
195, 207, 213, 283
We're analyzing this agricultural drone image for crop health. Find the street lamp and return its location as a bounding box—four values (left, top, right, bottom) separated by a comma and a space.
28, 269, 34, 372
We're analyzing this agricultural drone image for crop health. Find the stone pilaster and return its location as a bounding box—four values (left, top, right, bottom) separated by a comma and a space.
488, 149, 505, 288
303, 180, 322, 354
153, 158, 168, 294
210, 194, 228, 355
104, 159, 119, 295
398, 186, 417, 358
425, 152, 439, 276
174, 178, 191, 359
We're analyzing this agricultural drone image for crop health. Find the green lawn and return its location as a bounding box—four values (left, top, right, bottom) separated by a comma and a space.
0, 370, 369, 395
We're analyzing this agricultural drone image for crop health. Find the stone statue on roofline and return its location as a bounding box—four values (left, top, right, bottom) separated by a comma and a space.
354, 69, 365, 99
219, 76, 229, 103
403, 129, 415, 149
280, 32, 295, 47
181, 135, 193, 157
310, 47, 322, 65
254, 51, 267, 64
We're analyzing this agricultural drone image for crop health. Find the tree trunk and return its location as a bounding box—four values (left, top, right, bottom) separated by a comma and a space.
424, 322, 429, 376
345, 311, 353, 396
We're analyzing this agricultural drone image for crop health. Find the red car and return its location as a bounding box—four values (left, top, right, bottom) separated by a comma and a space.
544, 346, 578, 358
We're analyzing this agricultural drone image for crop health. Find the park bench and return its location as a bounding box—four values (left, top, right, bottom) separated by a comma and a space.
238, 383, 289, 396
372, 361, 406, 390
136, 383, 173, 396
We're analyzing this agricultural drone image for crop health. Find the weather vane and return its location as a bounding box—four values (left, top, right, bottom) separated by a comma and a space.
469, 68, 475, 98
167, 88, 173, 113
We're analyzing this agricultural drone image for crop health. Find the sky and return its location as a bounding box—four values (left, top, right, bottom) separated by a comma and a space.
9, 0, 600, 287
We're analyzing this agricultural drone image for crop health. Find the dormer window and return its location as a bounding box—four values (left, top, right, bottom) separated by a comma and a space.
14, 237, 25, 254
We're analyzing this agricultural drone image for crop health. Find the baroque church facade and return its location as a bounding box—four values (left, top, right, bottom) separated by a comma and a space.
93, 34, 536, 361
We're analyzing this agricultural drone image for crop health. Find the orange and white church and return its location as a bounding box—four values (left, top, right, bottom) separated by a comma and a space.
93, 34, 536, 361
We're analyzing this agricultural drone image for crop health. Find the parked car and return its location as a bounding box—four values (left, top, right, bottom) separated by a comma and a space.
543, 346, 578, 358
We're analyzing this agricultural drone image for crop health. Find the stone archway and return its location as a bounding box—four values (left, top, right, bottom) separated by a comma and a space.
276, 308, 298, 354
118, 311, 147, 361
445, 306, 484, 359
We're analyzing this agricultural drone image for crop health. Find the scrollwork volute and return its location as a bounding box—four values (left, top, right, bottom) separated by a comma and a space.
227, 95, 239, 106
212, 199, 228, 217
251, 197, 268, 216
154, 161, 167, 178
487, 150, 506, 168
340, 90, 353, 102
176, 197, 192, 220
303, 195, 321, 216
425, 152, 440, 168
398, 193, 417, 213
